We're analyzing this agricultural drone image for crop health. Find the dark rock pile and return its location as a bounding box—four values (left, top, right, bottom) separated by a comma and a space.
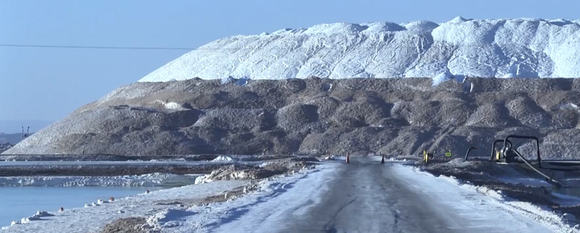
4, 78, 580, 159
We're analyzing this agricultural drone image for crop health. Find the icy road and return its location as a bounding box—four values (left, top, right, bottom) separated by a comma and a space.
163, 157, 574, 233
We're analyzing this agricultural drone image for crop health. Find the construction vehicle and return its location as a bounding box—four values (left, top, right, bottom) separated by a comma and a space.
463, 134, 580, 187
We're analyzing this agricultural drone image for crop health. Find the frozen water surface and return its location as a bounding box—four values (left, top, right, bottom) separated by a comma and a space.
0, 186, 151, 226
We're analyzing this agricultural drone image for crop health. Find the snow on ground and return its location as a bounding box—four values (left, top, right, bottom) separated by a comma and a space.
2, 161, 577, 232
211, 155, 235, 162
153, 161, 577, 233
140, 17, 580, 82
392, 164, 576, 233
152, 163, 334, 232
1, 180, 248, 233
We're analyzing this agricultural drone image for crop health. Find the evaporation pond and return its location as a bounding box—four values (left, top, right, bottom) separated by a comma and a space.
0, 186, 150, 225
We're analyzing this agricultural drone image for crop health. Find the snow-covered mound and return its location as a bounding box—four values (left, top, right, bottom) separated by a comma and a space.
140, 17, 580, 82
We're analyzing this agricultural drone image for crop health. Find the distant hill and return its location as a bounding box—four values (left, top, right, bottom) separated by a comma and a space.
0, 133, 24, 145
0, 120, 51, 134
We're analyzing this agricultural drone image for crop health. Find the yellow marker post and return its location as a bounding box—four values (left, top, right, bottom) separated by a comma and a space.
445, 151, 452, 157
423, 150, 428, 163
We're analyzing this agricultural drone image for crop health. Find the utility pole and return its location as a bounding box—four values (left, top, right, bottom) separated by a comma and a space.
21, 125, 30, 139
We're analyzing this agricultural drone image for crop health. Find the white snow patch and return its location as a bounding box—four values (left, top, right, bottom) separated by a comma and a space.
194, 175, 210, 184
154, 100, 188, 111
212, 155, 234, 162
560, 103, 579, 111
164, 102, 186, 110
432, 69, 454, 86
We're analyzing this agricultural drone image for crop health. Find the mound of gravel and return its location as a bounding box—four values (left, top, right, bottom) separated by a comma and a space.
276, 104, 319, 131
466, 103, 517, 128
100, 217, 148, 233
195, 159, 313, 184
541, 129, 580, 160
4, 78, 580, 159
505, 96, 552, 128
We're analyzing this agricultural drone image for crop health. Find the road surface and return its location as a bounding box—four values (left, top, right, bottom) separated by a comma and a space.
192, 157, 569, 233
279, 158, 458, 233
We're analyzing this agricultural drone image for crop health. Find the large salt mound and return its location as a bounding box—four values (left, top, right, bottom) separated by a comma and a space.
140, 17, 580, 82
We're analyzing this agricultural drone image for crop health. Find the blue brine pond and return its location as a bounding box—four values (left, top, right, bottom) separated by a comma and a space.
0, 186, 152, 225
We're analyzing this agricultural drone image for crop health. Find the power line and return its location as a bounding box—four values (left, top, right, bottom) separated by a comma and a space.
0, 43, 195, 50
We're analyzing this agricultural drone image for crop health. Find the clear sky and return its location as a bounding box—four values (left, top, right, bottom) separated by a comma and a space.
1, 0, 578, 132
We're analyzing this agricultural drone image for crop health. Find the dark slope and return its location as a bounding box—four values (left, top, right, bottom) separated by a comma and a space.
4, 78, 580, 158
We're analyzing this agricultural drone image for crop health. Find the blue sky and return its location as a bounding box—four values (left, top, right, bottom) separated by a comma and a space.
1, 0, 578, 132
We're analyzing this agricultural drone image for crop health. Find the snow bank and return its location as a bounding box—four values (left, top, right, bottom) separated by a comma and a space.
140, 17, 580, 82
152, 163, 332, 232
393, 165, 576, 232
